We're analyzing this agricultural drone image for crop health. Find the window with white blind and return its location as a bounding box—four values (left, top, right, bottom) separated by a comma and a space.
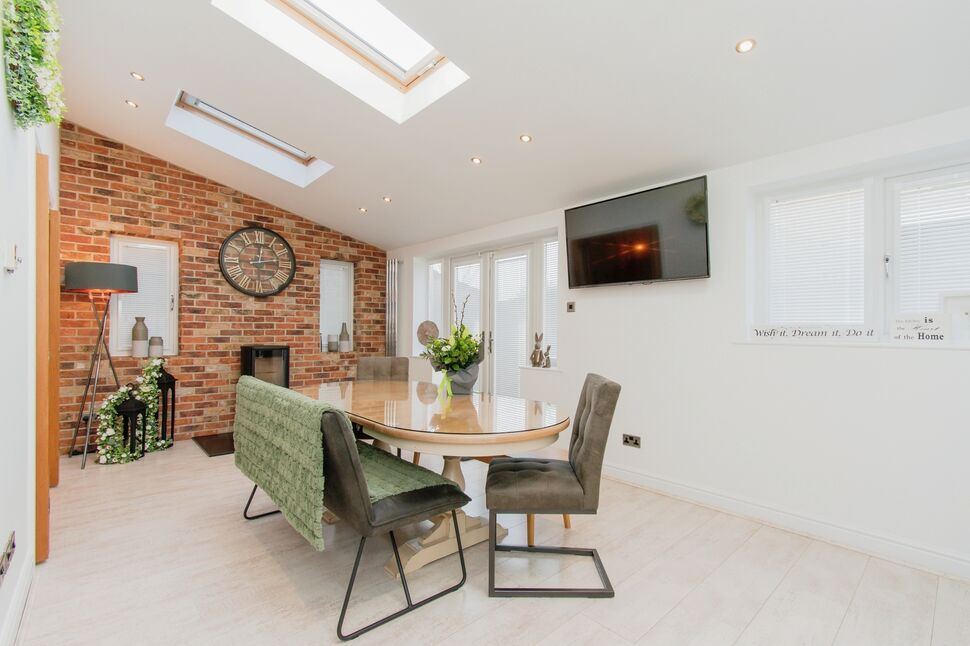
541, 239, 559, 364
756, 159, 970, 346
764, 187, 866, 325
427, 260, 444, 334
109, 236, 179, 356
890, 166, 970, 314
320, 260, 354, 347
452, 259, 482, 336
493, 251, 530, 396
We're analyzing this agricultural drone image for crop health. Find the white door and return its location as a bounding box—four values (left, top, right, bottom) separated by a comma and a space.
489, 248, 531, 396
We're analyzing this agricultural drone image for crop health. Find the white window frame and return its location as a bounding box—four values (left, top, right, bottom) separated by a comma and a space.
753, 156, 970, 346
320, 259, 355, 349
109, 236, 180, 357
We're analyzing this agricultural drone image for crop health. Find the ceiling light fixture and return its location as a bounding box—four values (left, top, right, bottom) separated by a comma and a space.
735, 38, 756, 54
130, 72, 145, 81
519, 134, 532, 143
470, 156, 482, 165
382, 196, 392, 203
125, 99, 139, 108
358, 207, 368, 213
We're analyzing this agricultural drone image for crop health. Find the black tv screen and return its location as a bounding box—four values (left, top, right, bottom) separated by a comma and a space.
565, 176, 709, 288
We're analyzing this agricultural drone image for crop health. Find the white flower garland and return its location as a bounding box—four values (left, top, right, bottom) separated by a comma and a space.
96, 358, 173, 464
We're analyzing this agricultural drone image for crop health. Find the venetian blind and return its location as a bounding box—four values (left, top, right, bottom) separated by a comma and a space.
766, 187, 865, 325
110, 237, 178, 355
320, 260, 354, 342
542, 240, 559, 364
493, 253, 529, 397
894, 168, 970, 313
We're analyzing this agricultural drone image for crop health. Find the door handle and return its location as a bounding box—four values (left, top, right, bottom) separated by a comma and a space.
488, 331, 493, 354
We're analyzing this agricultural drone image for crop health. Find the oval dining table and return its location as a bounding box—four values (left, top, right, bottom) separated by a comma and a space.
297, 379, 570, 575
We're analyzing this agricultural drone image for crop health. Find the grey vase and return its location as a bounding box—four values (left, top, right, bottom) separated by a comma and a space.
338, 322, 351, 352
131, 317, 149, 358
447, 363, 479, 395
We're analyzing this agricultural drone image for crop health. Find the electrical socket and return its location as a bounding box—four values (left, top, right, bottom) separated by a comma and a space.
0, 531, 15, 588
622, 434, 641, 448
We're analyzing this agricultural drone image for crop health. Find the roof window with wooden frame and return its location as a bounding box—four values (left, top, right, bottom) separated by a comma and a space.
212, 0, 469, 123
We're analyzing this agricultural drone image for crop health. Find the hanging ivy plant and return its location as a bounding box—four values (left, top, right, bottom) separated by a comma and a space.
2, 0, 65, 128
97, 358, 173, 464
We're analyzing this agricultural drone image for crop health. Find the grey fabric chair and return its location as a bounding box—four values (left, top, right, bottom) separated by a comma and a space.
485, 373, 621, 598
355, 356, 415, 461
356, 356, 409, 381
323, 410, 470, 640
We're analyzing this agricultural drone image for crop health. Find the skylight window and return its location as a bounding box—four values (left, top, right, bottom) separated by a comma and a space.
165, 90, 332, 187
212, 0, 468, 123
178, 92, 314, 163
291, 0, 443, 86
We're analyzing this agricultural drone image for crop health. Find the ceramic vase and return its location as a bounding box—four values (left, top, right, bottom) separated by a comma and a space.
148, 336, 164, 358
327, 335, 339, 352
338, 322, 351, 352
131, 317, 149, 358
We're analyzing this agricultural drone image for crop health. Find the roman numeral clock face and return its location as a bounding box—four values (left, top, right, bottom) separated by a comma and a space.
219, 227, 296, 297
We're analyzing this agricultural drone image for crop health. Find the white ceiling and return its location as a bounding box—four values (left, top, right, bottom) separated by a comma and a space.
58, 0, 970, 249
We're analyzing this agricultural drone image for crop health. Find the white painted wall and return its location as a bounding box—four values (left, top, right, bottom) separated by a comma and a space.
391, 105, 970, 580
0, 96, 39, 644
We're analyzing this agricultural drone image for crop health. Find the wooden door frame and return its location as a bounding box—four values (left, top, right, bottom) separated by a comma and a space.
35, 152, 59, 563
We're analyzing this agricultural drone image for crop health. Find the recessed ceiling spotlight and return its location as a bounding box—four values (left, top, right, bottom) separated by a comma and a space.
382, 196, 392, 203
519, 134, 532, 143
124, 99, 139, 108
470, 156, 482, 165
735, 38, 756, 54
130, 72, 145, 81
358, 207, 368, 214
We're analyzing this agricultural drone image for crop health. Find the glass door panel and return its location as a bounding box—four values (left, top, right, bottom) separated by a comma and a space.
491, 249, 530, 397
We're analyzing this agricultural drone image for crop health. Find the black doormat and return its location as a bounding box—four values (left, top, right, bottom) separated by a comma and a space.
193, 432, 235, 457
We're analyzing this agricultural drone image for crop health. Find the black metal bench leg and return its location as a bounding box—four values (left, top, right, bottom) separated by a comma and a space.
337, 509, 467, 641
242, 484, 283, 520
488, 510, 614, 599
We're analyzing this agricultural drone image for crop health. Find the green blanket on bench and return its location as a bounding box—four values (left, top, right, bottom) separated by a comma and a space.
233, 376, 453, 550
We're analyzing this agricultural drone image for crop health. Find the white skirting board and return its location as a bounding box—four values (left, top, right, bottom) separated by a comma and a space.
603, 464, 970, 582
0, 548, 33, 646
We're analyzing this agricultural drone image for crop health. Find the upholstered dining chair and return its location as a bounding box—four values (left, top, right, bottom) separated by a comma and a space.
356, 356, 409, 381
485, 373, 621, 598
322, 410, 470, 640
354, 357, 417, 462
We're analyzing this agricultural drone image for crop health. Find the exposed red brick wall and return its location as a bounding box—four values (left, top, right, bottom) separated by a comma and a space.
57, 122, 386, 452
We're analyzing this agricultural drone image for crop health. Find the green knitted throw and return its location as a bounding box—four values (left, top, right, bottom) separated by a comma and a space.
233, 376, 457, 551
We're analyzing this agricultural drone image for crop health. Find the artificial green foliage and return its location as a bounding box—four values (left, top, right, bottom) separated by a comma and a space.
96, 358, 173, 464
2, 0, 65, 128
420, 295, 482, 372
420, 295, 482, 396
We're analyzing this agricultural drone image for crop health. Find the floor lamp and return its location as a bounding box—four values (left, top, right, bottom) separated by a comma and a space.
64, 262, 138, 468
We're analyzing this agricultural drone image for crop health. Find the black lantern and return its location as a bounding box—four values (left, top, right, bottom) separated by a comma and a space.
158, 366, 177, 445
117, 387, 147, 459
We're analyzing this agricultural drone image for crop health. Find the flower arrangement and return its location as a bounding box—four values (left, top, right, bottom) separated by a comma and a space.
96, 358, 173, 464
421, 295, 483, 397
2, 0, 65, 128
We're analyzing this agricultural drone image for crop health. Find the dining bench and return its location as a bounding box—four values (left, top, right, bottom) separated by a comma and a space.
232, 375, 469, 640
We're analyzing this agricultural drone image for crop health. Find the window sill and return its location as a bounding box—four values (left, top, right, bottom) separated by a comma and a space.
520, 365, 563, 373
735, 339, 970, 352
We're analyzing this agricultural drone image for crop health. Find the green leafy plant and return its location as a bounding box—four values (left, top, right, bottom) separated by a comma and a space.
3, 0, 65, 128
420, 295, 482, 396
96, 358, 173, 464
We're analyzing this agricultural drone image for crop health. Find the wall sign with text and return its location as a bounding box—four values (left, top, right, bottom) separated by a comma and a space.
892, 314, 948, 345
751, 326, 878, 342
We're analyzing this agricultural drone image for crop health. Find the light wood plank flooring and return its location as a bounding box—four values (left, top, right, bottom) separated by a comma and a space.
16, 442, 970, 646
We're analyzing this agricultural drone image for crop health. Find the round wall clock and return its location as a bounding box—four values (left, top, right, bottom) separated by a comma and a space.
219, 226, 296, 297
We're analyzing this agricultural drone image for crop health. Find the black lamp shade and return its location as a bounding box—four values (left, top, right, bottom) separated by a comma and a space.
64, 262, 138, 294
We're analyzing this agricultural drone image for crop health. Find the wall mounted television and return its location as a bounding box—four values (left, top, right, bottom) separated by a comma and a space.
565, 176, 710, 288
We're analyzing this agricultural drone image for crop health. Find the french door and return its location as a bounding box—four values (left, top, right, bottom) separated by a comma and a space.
450, 246, 532, 396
